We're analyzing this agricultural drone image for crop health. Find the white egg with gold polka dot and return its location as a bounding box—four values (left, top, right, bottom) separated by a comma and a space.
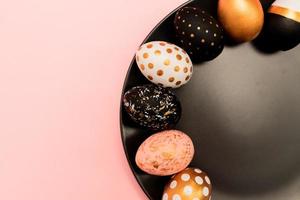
162, 168, 212, 200
135, 41, 193, 88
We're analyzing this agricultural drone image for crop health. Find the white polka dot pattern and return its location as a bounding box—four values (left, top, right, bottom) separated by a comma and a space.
183, 186, 193, 195
181, 174, 190, 181
202, 187, 209, 196
163, 168, 212, 200
136, 41, 193, 88
170, 180, 177, 189
163, 193, 169, 200
205, 176, 211, 185
173, 194, 181, 200
195, 176, 204, 185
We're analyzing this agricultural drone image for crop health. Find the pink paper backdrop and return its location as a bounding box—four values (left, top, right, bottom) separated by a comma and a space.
0, 0, 186, 199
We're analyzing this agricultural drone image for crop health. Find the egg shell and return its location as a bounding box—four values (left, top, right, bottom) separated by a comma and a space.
135, 130, 194, 176
162, 168, 212, 200
123, 84, 181, 130
265, 0, 300, 50
136, 41, 193, 88
174, 6, 225, 62
218, 0, 264, 42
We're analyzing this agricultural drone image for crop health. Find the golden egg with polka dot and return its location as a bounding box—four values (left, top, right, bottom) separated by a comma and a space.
162, 168, 212, 200
136, 41, 193, 88
174, 6, 225, 62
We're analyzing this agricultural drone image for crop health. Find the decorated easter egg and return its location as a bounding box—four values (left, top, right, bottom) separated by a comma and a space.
136, 41, 193, 88
174, 6, 225, 62
135, 130, 194, 176
265, 0, 300, 50
123, 84, 181, 130
260, 0, 276, 10
218, 0, 264, 42
162, 168, 212, 200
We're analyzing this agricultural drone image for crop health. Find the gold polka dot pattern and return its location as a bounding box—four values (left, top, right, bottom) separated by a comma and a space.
136, 41, 193, 88
174, 6, 225, 62
162, 168, 212, 200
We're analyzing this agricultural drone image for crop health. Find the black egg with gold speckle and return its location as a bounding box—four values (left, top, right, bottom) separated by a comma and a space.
123, 84, 181, 130
174, 6, 225, 62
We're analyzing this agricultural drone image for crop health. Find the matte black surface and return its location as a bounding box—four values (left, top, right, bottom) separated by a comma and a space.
264, 13, 300, 51
120, 0, 300, 199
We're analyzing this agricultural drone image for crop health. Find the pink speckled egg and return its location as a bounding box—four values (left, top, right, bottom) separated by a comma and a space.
135, 130, 194, 176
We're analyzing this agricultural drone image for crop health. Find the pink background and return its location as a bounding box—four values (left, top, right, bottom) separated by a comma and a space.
0, 0, 186, 199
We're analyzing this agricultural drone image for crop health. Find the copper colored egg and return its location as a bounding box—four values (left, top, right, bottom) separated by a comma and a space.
162, 168, 212, 200
218, 0, 264, 42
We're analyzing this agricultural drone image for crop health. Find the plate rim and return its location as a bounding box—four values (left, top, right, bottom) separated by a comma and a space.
119, 0, 194, 199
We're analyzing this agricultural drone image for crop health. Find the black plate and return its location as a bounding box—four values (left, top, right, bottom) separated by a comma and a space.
120, 0, 300, 199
